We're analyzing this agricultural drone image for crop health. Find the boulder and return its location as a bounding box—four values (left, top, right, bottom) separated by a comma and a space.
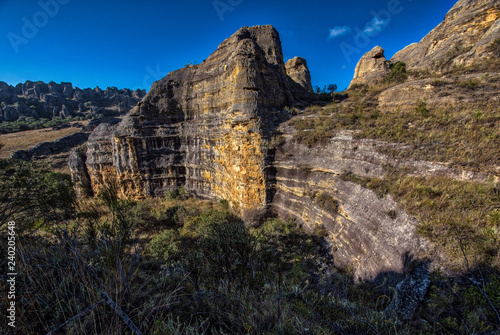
349, 46, 390, 88
384, 264, 431, 321
285, 57, 314, 93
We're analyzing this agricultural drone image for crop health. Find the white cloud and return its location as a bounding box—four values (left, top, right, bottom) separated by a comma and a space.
363, 17, 389, 35
328, 26, 352, 39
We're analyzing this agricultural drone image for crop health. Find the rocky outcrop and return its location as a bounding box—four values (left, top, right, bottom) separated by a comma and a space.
76, 25, 308, 214
392, 0, 500, 71
377, 73, 500, 112
268, 127, 474, 280
349, 46, 390, 88
68, 148, 93, 197
71, 1, 498, 281
285, 57, 314, 93
385, 264, 431, 321
0, 81, 146, 123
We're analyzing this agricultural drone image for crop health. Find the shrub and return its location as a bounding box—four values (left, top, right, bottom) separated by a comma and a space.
388, 61, 408, 83
487, 38, 500, 57
458, 79, 479, 90
176, 210, 255, 286
165, 188, 180, 201
0, 159, 76, 232
315, 193, 339, 213
415, 99, 430, 118
146, 228, 180, 259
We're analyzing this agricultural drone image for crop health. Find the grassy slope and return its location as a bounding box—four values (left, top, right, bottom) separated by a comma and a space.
0, 121, 88, 158
290, 61, 500, 271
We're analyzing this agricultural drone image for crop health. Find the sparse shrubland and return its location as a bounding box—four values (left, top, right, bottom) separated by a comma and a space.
292, 82, 499, 174
0, 159, 499, 334
341, 171, 500, 269
0, 116, 77, 134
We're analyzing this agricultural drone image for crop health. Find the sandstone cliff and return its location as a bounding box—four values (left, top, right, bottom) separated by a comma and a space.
71, 24, 442, 280
75, 25, 311, 216
71, 0, 499, 281
349, 0, 499, 87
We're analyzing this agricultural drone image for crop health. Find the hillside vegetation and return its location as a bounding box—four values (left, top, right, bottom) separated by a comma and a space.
0, 159, 499, 334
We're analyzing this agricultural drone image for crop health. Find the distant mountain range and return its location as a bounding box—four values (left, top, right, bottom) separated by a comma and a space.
0, 80, 146, 123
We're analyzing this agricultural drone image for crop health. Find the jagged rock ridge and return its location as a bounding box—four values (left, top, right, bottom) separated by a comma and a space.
392, 0, 499, 71
0, 80, 146, 122
349, 0, 499, 87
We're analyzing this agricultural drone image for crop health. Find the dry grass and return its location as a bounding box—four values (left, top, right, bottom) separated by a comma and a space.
0, 121, 87, 158
292, 76, 500, 174
341, 171, 500, 269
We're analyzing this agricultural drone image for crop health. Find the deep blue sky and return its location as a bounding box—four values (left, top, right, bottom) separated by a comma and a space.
0, 0, 457, 92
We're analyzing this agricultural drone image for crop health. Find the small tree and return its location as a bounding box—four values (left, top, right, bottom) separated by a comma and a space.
327, 84, 338, 95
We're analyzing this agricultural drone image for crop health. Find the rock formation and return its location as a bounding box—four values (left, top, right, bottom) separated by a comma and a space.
0, 81, 146, 123
70, 0, 499, 281
68, 147, 93, 198
285, 57, 314, 93
384, 263, 431, 321
70, 24, 437, 280
392, 0, 500, 71
76, 25, 309, 216
348, 46, 390, 88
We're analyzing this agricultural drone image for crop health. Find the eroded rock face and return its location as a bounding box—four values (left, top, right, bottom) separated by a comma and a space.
392, 0, 500, 71
349, 46, 390, 88
11, 132, 89, 160
72, 3, 497, 281
269, 129, 461, 280
78, 25, 303, 214
285, 57, 314, 93
68, 148, 93, 198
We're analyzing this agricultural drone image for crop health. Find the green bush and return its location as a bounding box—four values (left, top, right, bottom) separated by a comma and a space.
388, 61, 408, 83
146, 228, 180, 259
0, 160, 76, 232
458, 79, 479, 90
415, 99, 430, 118
315, 193, 339, 213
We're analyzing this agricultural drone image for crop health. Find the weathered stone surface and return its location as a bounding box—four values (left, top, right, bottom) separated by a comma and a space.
349, 46, 390, 88
285, 57, 314, 93
392, 0, 500, 71
384, 264, 431, 321
77, 25, 308, 210
68, 147, 93, 197
267, 126, 486, 280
